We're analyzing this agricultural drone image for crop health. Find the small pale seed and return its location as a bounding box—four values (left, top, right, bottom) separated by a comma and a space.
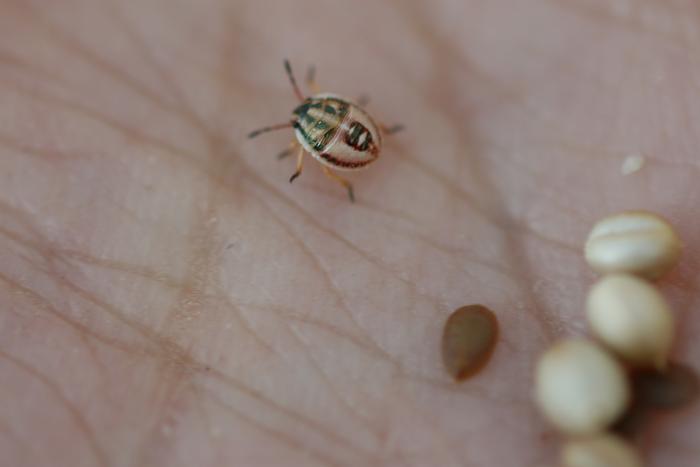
587, 273, 674, 369
535, 339, 630, 435
441, 305, 498, 382
585, 211, 681, 280
621, 154, 645, 176
562, 434, 643, 467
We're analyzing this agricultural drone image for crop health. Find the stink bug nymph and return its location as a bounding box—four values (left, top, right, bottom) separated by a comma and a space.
248, 60, 403, 202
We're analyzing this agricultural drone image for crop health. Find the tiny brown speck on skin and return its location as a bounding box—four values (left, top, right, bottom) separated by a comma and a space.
441, 304, 499, 382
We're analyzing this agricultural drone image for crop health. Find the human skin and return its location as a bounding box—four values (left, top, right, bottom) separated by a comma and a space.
0, 0, 699, 466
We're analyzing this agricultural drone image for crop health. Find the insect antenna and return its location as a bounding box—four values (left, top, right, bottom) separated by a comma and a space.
248, 122, 294, 139
284, 59, 305, 101
306, 65, 316, 86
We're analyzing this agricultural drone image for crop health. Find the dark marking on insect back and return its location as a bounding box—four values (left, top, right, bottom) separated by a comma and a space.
345, 121, 373, 152
296, 126, 335, 151
319, 152, 373, 168
293, 102, 310, 117
292, 97, 349, 151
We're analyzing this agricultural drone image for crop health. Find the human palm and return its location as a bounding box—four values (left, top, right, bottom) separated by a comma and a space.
1, 1, 698, 466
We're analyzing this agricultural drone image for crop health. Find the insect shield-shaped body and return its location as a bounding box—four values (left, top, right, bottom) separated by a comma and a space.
248, 60, 402, 202
292, 93, 381, 171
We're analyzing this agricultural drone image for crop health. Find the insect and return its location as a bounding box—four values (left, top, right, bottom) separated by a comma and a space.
248, 60, 403, 202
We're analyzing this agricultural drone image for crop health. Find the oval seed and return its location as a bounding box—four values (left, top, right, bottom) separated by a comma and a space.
441, 305, 499, 381
587, 274, 674, 370
535, 339, 630, 434
562, 434, 643, 467
585, 211, 681, 280
633, 362, 699, 410
613, 363, 699, 439
611, 400, 650, 440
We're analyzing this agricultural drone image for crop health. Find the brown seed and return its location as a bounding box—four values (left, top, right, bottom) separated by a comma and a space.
611, 401, 651, 440
613, 362, 699, 439
632, 362, 699, 410
441, 305, 499, 381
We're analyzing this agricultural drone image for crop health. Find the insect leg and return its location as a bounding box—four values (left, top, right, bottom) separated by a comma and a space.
277, 140, 299, 160
248, 122, 294, 138
321, 166, 355, 203
306, 65, 320, 94
289, 146, 305, 183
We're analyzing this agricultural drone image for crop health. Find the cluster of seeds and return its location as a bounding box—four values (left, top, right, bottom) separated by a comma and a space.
535, 211, 697, 467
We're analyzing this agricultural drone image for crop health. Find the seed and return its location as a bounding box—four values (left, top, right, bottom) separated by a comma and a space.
632, 362, 699, 410
611, 400, 650, 440
587, 274, 674, 369
562, 434, 643, 467
441, 305, 499, 381
612, 363, 698, 439
535, 339, 630, 434
584, 211, 681, 280
621, 154, 645, 176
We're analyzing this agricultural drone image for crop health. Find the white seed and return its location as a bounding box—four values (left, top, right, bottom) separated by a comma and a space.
535, 339, 629, 435
587, 274, 674, 370
562, 433, 643, 467
620, 154, 645, 176
584, 211, 681, 280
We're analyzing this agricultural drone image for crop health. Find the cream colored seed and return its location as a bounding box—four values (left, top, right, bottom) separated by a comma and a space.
587, 274, 674, 370
562, 434, 643, 467
585, 211, 681, 280
535, 339, 630, 435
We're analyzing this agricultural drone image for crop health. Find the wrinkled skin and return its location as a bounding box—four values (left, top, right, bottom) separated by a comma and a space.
1, 1, 699, 466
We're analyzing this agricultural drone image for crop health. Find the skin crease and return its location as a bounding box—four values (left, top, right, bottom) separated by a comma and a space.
0, 0, 700, 466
